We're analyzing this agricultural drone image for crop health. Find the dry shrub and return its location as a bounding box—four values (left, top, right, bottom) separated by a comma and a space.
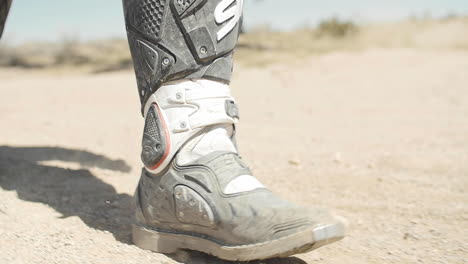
236, 16, 468, 66
0, 38, 132, 71
316, 17, 357, 38
1, 16, 467, 70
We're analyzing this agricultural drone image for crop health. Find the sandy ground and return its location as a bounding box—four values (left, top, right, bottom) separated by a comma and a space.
0, 49, 467, 264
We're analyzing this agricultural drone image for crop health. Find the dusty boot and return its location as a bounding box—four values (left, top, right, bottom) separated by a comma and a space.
132, 80, 346, 261
122, 0, 345, 260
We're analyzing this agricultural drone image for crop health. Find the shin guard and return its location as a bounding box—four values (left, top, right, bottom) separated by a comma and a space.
122, 0, 243, 108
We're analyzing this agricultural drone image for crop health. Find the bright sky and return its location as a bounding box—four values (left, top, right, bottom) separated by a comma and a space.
2, 0, 468, 43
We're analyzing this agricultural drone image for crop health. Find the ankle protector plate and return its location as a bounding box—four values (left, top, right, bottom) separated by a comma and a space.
141, 104, 170, 169
142, 80, 238, 174
123, 0, 243, 108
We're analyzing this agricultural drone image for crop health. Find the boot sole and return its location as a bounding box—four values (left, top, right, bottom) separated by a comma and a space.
132, 220, 345, 261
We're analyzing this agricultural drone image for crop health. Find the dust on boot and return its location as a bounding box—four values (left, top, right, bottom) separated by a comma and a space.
123, 0, 345, 260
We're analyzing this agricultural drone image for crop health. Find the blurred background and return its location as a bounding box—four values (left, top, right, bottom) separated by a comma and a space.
1, 0, 468, 70
0, 1, 467, 264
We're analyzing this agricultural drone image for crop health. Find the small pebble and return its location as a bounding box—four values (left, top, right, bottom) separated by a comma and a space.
288, 159, 301, 166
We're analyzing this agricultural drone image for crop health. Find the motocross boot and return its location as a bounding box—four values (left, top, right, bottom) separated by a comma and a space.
132, 80, 346, 261
122, 0, 346, 260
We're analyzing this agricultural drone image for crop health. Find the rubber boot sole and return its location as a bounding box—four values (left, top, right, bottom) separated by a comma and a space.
132, 220, 345, 261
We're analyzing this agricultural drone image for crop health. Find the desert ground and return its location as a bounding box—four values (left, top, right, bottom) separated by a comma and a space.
0, 19, 467, 264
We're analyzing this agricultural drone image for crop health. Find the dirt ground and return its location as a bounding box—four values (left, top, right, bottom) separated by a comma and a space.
0, 48, 467, 264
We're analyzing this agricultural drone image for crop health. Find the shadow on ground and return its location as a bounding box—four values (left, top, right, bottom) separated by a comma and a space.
0, 146, 306, 264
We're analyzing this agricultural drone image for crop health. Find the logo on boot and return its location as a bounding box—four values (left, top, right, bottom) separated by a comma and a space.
214, 0, 243, 41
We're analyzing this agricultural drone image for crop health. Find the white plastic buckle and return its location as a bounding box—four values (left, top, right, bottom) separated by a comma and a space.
143, 79, 237, 174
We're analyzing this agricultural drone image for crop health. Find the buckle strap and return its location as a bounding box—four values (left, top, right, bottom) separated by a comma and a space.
143, 80, 239, 174
153, 80, 238, 134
